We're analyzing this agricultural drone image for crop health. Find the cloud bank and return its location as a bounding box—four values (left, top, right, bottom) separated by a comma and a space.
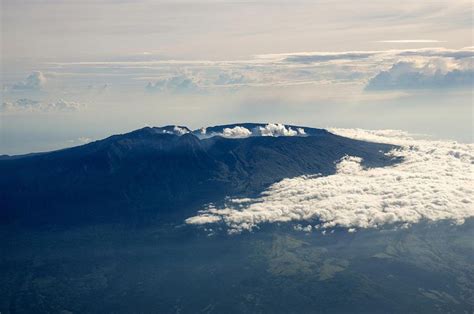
366, 59, 474, 90
145, 74, 201, 93
1, 98, 86, 113
186, 129, 474, 233
35, 47, 474, 93
376, 40, 445, 43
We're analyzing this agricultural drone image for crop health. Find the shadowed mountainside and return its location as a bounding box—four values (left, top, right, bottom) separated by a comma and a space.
0, 124, 400, 227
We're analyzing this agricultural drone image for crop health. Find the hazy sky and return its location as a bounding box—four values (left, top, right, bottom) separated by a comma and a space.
1, 0, 473, 154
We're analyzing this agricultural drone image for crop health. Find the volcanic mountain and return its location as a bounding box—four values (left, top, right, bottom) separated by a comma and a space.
0, 123, 399, 227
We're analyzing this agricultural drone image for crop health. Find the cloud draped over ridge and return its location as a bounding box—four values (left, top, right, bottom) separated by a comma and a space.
198, 124, 307, 139
186, 129, 474, 234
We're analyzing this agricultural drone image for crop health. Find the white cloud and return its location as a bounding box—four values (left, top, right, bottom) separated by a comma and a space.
283, 52, 377, 63
159, 125, 191, 136
196, 124, 307, 139
78, 137, 92, 144
376, 40, 445, 43
294, 224, 313, 232
366, 58, 474, 90
221, 126, 252, 138
186, 129, 474, 234
35, 47, 474, 92
1, 98, 86, 113
254, 123, 298, 137
297, 128, 306, 135
214, 71, 249, 86
12, 71, 47, 90
48, 99, 87, 112
173, 126, 190, 135
145, 74, 201, 93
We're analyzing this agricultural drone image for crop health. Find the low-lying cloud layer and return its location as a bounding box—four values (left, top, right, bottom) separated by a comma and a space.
186, 129, 474, 233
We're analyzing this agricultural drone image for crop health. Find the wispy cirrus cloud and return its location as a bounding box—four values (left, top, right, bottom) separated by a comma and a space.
145, 74, 202, 93
376, 40, 446, 43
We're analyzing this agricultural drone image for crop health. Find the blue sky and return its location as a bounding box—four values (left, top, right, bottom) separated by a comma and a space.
1, 0, 473, 154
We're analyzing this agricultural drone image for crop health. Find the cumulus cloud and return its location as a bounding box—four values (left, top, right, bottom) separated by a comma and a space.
186, 129, 474, 234
196, 124, 308, 139
221, 126, 253, 138
254, 123, 301, 137
12, 71, 47, 90
159, 126, 191, 136
294, 224, 313, 232
1, 98, 86, 113
296, 128, 306, 135
366, 59, 474, 90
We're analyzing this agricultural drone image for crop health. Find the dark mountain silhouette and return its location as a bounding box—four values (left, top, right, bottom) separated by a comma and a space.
0, 124, 399, 227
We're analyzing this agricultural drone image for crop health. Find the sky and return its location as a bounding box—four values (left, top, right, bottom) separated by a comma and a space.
1, 0, 473, 154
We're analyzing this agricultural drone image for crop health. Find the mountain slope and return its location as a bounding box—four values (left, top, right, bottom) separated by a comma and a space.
0, 124, 399, 227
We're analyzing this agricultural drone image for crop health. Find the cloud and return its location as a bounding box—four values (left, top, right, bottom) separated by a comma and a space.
172, 126, 190, 135
397, 48, 474, 60
221, 126, 253, 138
214, 71, 249, 86
366, 59, 474, 90
254, 123, 306, 137
12, 71, 47, 91
284, 52, 377, 64
197, 124, 308, 139
294, 224, 313, 232
186, 129, 474, 234
40, 47, 474, 92
145, 74, 200, 93
1, 98, 86, 113
67, 137, 93, 145
376, 40, 445, 43
158, 126, 191, 136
